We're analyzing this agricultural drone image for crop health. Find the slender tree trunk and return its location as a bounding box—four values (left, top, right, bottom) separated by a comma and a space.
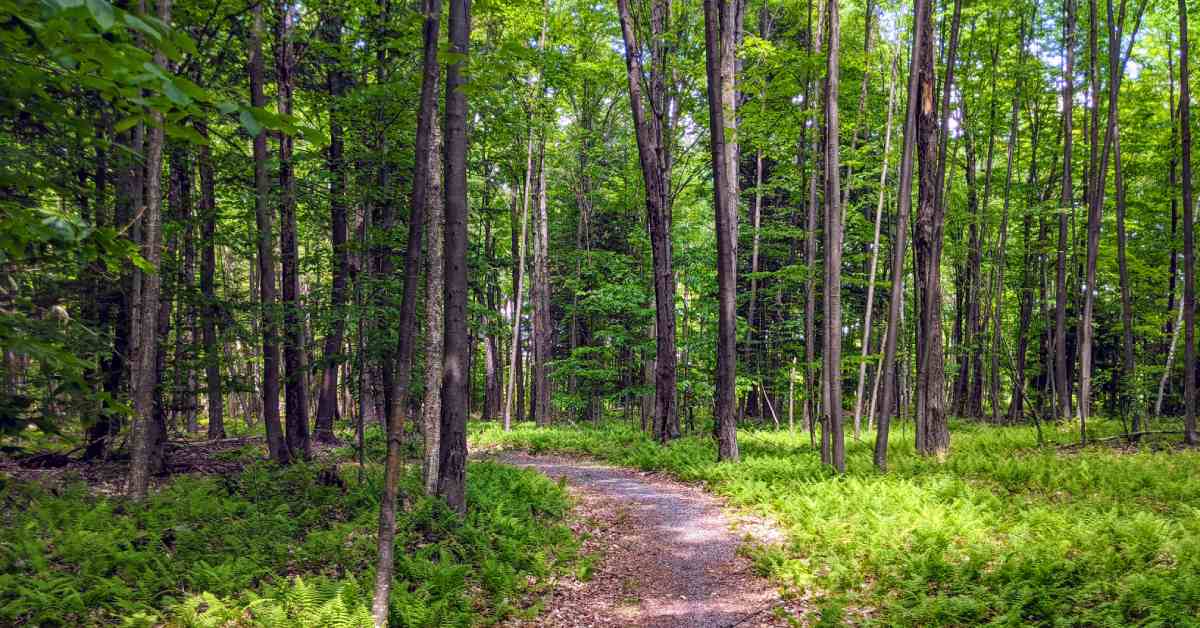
1181, 0, 1198, 444
436, 0, 471, 514
532, 138, 553, 425
1056, 0, 1077, 424
913, 0, 949, 457
853, 56, 898, 437
873, 0, 925, 470
422, 121, 445, 496
373, 0, 443, 619
505, 141, 534, 431
315, 11, 349, 444
991, 20, 1027, 424
196, 120, 223, 440
127, 0, 172, 498
618, 0, 678, 444
703, 0, 740, 461
246, 3, 287, 465
822, 0, 845, 472
275, 0, 309, 460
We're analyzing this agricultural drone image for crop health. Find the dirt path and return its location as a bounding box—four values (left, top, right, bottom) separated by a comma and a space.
495, 451, 802, 628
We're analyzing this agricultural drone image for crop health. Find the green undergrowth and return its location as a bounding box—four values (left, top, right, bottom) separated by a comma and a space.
471, 419, 1200, 626
0, 433, 577, 627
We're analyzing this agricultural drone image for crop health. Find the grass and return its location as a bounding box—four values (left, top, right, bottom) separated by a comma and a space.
471, 418, 1200, 626
0, 425, 579, 627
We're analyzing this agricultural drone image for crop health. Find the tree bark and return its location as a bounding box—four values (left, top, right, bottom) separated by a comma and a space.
873, 0, 925, 471
373, 0, 443, 619
703, 0, 741, 461
315, 10, 349, 444
822, 0, 845, 472
196, 119, 223, 440
422, 122, 445, 497
853, 55, 898, 438
532, 137, 553, 425
436, 0, 471, 515
618, 0, 679, 443
127, 0, 172, 498
1055, 0, 1077, 424
913, 0, 949, 457
1181, 0, 1198, 444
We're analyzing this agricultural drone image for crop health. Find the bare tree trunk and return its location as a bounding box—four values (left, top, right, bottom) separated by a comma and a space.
853, 56, 898, 438
618, 0, 678, 444
505, 139, 534, 431
315, 10, 349, 444
373, 0, 443, 619
991, 20, 1027, 424
1055, 0, 1077, 424
822, 0, 845, 472
874, 0, 924, 470
532, 138, 553, 425
422, 122, 445, 496
275, 0, 309, 460
196, 120, 223, 439
127, 0, 172, 498
913, 0, 949, 457
436, 0, 471, 515
1181, 0, 1198, 444
247, 3, 288, 465
703, 0, 741, 461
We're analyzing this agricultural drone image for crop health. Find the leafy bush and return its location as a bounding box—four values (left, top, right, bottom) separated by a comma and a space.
0, 457, 576, 626
472, 419, 1200, 626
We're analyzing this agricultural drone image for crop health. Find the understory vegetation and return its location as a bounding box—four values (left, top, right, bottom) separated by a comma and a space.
0, 430, 578, 627
473, 419, 1200, 626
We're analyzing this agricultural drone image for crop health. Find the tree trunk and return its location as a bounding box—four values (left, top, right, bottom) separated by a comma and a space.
703, 0, 741, 461
436, 0, 471, 515
196, 119, 223, 440
532, 138, 553, 425
617, 0, 679, 444
913, 0, 949, 457
822, 0, 845, 472
853, 55, 898, 437
1055, 0, 1077, 424
275, 0, 309, 460
315, 10, 349, 444
1181, 0, 1198, 444
373, 0, 443, 619
127, 0, 172, 498
422, 119, 445, 496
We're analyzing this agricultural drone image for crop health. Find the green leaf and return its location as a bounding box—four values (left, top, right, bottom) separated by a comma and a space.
86, 0, 115, 30
216, 102, 238, 115
162, 79, 191, 106
239, 108, 263, 137
114, 115, 141, 133
124, 13, 161, 41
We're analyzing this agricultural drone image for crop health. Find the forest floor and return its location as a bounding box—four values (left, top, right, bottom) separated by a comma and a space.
489, 451, 808, 627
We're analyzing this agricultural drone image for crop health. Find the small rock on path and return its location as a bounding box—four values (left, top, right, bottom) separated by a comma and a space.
495, 451, 802, 628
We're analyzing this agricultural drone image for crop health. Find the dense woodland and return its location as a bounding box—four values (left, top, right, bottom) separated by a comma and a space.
3, 0, 1200, 624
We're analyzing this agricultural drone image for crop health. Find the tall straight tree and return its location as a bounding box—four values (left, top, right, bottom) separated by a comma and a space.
249, 2, 287, 465
1181, 0, 1198, 445
822, 0, 844, 472
532, 137, 553, 425
422, 120, 445, 496
617, 0, 679, 443
127, 0, 172, 498
437, 0, 471, 515
373, 0, 443, 618
196, 119, 222, 440
912, 0, 948, 457
702, 0, 740, 462
874, 0, 926, 471
1055, 0, 1077, 423
276, 0, 309, 460
315, 9, 349, 444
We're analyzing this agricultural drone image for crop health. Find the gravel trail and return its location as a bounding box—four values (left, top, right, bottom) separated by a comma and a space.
495, 451, 800, 628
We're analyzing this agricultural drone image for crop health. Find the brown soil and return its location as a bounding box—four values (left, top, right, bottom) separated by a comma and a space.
494, 451, 809, 628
